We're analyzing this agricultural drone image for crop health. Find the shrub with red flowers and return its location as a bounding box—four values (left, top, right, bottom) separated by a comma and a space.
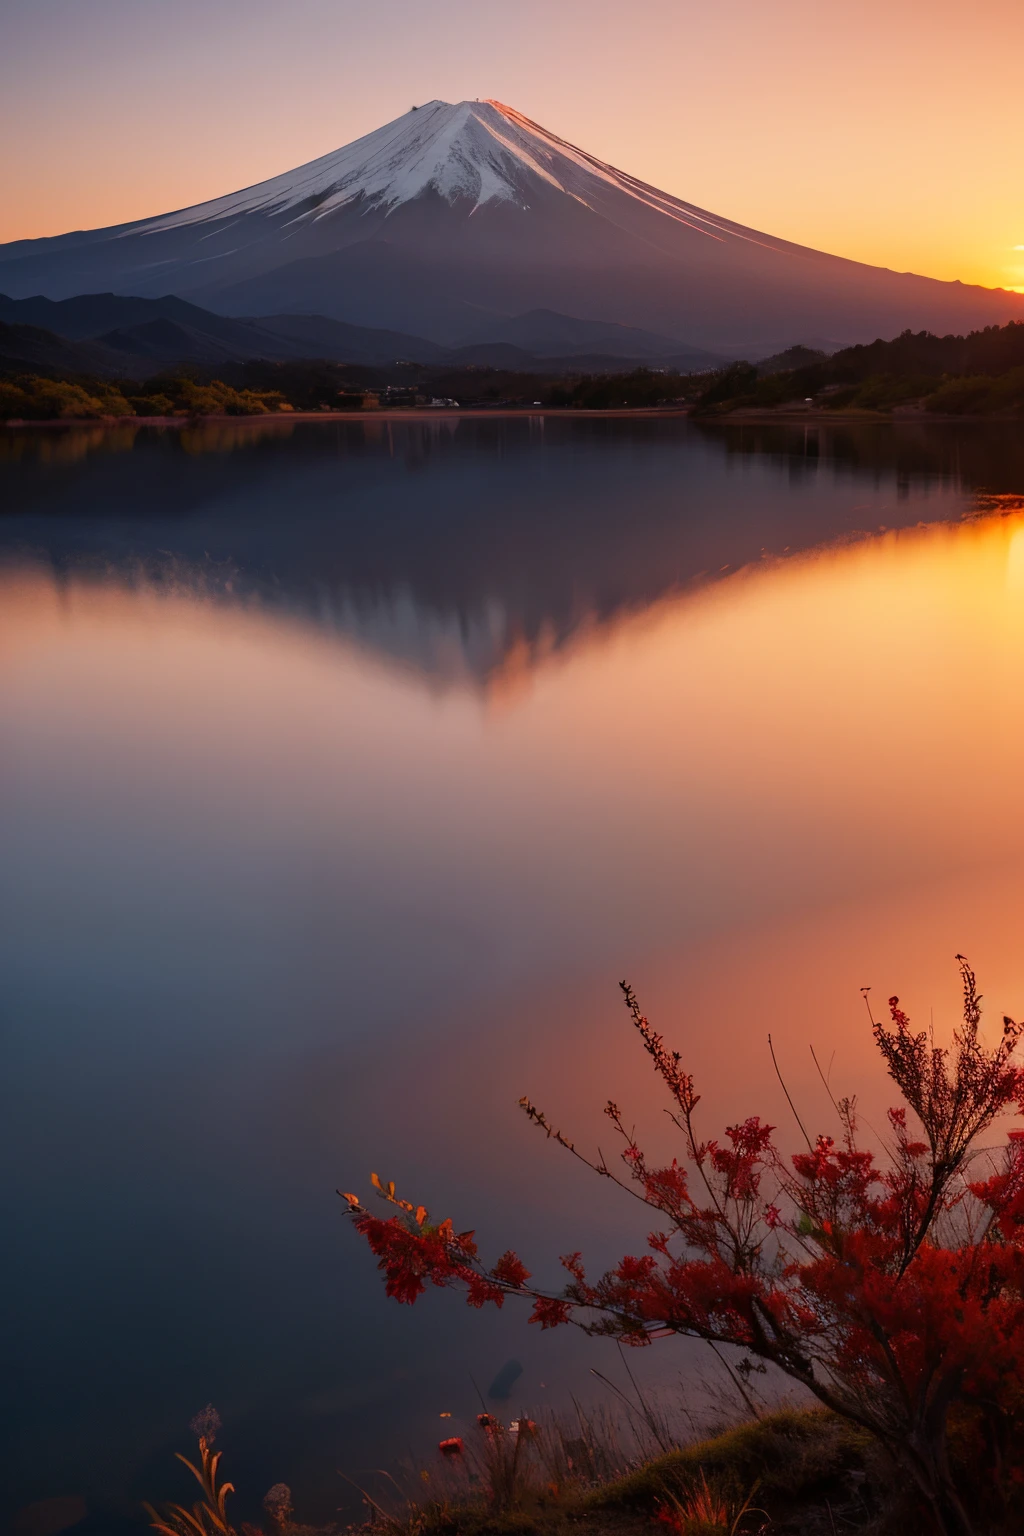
342, 958, 1024, 1536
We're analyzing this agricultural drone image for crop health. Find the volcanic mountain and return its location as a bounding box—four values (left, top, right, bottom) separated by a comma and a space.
3, 99, 1021, 350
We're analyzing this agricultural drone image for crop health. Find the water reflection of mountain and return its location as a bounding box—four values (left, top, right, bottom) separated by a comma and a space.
2, 417, 1022, 687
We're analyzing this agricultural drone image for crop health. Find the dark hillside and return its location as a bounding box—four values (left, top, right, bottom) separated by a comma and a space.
691, 320, 1024, 415
0, 320, 121, 375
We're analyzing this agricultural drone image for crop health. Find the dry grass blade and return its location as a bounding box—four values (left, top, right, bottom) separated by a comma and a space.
146, 1436, 236, 1536
657, 1470, 766, 1535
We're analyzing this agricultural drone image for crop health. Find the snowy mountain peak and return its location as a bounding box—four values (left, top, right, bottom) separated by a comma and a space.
132, 98, 742, 238
6, 95, 1022, 350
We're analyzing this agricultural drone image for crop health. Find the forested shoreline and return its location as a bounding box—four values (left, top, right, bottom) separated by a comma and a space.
2, 320, 1024, 422
691, 321, 1024, 416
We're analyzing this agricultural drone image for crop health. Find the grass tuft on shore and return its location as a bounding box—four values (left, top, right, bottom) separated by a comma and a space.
593, 1409, 868, 1509
382, 1410, 880, 1536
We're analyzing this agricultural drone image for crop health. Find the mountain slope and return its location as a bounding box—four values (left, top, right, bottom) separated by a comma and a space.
2, 99, 1021, 348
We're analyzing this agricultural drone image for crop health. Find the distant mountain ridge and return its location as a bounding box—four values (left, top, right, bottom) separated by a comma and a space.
0, 320, 121, 376
0, 292, 452, 367
2, 99, 1021, 349
0, 292, 724, 375
457, 309, 717, 361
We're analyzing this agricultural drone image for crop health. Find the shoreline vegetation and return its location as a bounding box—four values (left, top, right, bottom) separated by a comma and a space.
142, 958, 1024, 1536
2, 321, 1024, 426
149, 1405, 884, 1536
339, 963, 1024, 1536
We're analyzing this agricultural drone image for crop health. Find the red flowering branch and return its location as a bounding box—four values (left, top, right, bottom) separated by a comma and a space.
343, 960, 1024, 1536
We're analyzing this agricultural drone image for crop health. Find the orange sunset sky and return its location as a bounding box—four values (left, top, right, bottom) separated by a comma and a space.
1, 0, 1022, 294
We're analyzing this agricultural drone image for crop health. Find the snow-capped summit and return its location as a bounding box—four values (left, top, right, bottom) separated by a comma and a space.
131, 99, 778, 238
134, 100, 542, 229
136, 100, 581, 225
2, 99, 1021, 349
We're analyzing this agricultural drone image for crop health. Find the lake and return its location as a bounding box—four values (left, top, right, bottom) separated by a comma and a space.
3, 415, 1024, 1532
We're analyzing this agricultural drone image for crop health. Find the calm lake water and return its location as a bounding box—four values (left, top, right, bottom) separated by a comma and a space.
3, 416, 1024, 1532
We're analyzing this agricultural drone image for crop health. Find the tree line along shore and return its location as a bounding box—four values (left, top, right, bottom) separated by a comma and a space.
2, 320, 1023, 422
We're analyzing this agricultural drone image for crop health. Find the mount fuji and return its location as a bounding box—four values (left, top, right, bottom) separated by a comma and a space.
3, 98, 1021, 350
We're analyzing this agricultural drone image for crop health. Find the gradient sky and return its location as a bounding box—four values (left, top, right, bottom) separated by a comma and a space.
2, 0, 1022, 292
